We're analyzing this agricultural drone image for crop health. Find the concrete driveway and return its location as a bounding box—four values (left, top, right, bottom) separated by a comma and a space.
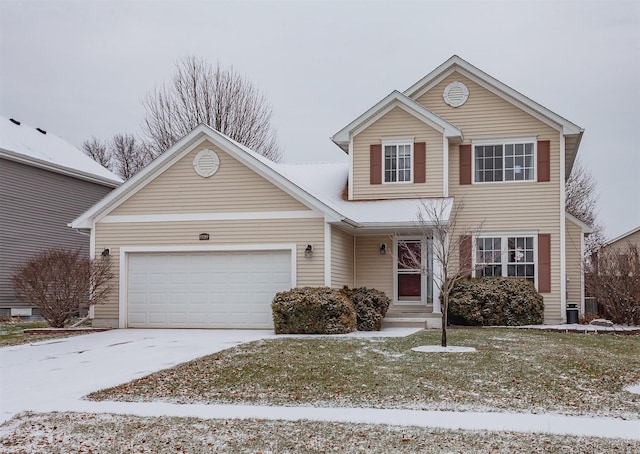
0, 329, 276, 423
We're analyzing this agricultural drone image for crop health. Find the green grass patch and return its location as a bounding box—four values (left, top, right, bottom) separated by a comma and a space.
89, 329, 640, 419
1, 412, 638, 453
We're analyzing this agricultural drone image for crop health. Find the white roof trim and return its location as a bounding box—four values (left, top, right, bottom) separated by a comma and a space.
605, 225, 640, 246
71, 124, 346, 229
565, 212, 593, 234
404, 55, 584, 136
0, 148, 121, 187
331, 90, 462, 150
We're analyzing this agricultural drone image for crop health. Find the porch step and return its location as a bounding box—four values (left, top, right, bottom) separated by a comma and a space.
383, 312, 442, 329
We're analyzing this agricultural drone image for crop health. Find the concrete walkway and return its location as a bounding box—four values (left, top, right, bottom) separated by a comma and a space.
1, 328, 639, 440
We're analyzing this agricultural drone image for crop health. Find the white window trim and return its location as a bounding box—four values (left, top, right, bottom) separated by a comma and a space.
472, 232, 538, 289
382, 137, 414, 184
393, 236, 431, 305
472, 136, 537, 184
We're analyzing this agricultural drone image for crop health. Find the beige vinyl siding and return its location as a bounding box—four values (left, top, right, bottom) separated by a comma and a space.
417, 71, 563, 322
351, 107, 444, 200
93, 218, 325, 326
565, 217, 584, 310
354, 235, 393, 299
110, 140, 308, 216
606, 229, 640, 253
331, 226, 354, 288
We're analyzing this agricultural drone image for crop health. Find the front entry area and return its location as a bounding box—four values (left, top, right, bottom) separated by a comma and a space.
395, 237, 433, 305
126, 249, 293, 329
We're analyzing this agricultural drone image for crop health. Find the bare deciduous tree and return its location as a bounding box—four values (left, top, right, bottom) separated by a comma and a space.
83, 137, 111, 169
12, 248, 113, 328
565, 158, 605, 256
586, 243, 640, 325
110, 133, 152, 180
83, 134, 153, 180
143, 56, 282, 161
397, 199, 481, 347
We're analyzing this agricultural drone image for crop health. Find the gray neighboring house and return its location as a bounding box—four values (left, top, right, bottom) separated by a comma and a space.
0, 116, 122, 318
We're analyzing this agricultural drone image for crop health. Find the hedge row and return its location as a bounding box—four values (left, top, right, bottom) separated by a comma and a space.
272, 287, 390, 334
447, 277, 544, 326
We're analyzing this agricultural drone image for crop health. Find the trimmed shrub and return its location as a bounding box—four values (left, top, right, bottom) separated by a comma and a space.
447, 277, 544, 326
272, 287, 356, 334
341, 287, 391, 331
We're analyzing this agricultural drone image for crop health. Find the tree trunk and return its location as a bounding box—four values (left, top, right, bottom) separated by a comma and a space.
441, 294, 448, 347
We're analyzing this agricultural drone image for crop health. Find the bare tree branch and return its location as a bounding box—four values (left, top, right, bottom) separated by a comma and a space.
142, 56, 282, 161
83, 137, 111, 169
395, 199, 482, 347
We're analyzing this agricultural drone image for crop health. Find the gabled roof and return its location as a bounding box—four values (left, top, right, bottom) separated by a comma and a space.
71, 124, 451, 230
0, 116, 122, 187
403, 55, 584, 177
605, 226, 640, 247
565, 212, 593, 234
331, 90, 462, 152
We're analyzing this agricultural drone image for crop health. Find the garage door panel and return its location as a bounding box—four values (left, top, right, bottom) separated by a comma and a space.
127, 250, 291, 328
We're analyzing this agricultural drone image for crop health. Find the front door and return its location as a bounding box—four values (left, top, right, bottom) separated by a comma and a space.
396, 238, 432, 305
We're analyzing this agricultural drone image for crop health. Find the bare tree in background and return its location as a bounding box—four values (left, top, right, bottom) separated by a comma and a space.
83, 137, 111, 169
565, 158, 605, 256
397, 199, 481, 347
83, 134, 153, 180
143, 56, 282, 161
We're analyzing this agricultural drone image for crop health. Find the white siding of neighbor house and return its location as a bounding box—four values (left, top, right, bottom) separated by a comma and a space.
565, 217, 584, 312
417, 71, 564, 323
351, 106, 445, 200
92, 140, 324, 327
331, 226, 354, 288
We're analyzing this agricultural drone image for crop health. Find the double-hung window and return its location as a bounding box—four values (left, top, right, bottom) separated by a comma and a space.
474, 139, 535, 183
476, 235, 535, 282
383, 141, 413, 183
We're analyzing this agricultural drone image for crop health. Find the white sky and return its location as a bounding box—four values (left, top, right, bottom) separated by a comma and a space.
0, 0, 638, 239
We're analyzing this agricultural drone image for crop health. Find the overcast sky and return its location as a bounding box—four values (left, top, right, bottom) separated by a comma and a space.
1, 0, 638, 239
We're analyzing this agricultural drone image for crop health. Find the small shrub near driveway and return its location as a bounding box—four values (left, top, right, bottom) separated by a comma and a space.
448, 277, 544, 326
341, 287, 391, 331
272, 287, 356, 334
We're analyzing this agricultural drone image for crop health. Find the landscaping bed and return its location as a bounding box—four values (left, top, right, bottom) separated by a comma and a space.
0, 320, 95, 347
88, 328, 640, 420
1, 411, 637, 454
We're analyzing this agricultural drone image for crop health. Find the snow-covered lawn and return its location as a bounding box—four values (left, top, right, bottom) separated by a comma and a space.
89, 329, 640, 420
1, 411, 638, 453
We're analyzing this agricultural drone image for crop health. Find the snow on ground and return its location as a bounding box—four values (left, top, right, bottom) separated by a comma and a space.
411, 346, 477, 353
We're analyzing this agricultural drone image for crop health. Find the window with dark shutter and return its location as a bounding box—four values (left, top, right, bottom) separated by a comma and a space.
370, 144, 382, 185
538, 233, 551, 293
460, 144, 472, 185
537, 140, 550, 182
414, 142, 426, 184
459, 234, 472, 275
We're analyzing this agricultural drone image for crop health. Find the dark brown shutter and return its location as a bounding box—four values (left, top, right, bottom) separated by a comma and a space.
459, 235, 472, 276
459, 144, 472, 185
414, 142, 426, 183
537, 140, 550, 182
538, 233, 551, 293
370, 144, 382, 185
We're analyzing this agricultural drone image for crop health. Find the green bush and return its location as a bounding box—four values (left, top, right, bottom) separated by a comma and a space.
447, 277, 544, 326
272, 287, 356, 334
341, 287, 391, 331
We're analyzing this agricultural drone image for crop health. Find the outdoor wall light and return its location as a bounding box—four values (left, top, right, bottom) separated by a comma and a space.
304, 244, 313, 258
379, 243, 387, 255
101, 248, 110, 258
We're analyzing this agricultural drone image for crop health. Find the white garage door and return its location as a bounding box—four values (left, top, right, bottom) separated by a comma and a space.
127, 250, 292, 329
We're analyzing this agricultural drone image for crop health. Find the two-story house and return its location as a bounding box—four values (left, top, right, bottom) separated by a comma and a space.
71, 56, 589, 329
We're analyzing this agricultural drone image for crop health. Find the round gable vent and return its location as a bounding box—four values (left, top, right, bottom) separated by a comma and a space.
193, 149, 220, 177
443, 81, 469, 108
